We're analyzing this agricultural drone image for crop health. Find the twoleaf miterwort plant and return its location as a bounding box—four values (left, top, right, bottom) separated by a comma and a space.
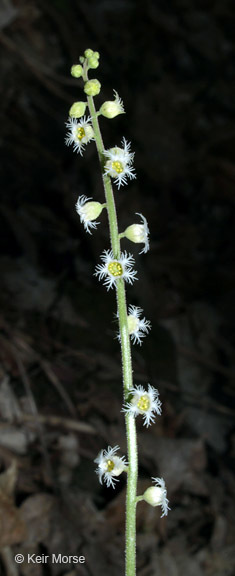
65, 48, 170, 576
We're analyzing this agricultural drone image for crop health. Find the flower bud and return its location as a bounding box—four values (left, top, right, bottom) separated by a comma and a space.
125, 224, 144, 243
123, 214, 150, 254
84, 48, 94, 58
99, 90, 125, 119
76, 195, 105, 234
79, 56, 85, 64
71, 64, 83, 78
84, 79, 101, 96
142, 478, 170, 517
88, 56, 99, 69
93, 51, 100, 59
69, 101, 87, 118
79, 200, 104, 222
143, 486, 163, 507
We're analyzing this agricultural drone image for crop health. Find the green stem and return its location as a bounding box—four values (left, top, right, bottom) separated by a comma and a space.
85, 91, 120, 257
136, 495, 144, 504
85, 66, 138, 576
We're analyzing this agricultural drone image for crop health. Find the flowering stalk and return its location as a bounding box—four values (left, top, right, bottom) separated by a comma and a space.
83, 61, 138, 576
66, 49, 170, 576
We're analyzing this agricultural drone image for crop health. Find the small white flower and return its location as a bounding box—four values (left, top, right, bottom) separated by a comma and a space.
143, 477, 170, 517
94, 445, 128, 488
124, 213, 150, 254
104, 137, 136, 189
75, 195, 105, 234
123, 384, 162, 427
94, 249, 138, 290
65, 116, 94, 155
117, 305, 151, 345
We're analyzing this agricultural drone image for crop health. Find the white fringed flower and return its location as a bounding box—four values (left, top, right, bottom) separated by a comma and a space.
75, 195, 105, 234
124, 213, 150, 254
127, 305, 151, 344
65, 116, 94, 155
123, 384, 162, 427
143, 477, 170, 517
94, 445, 128, 488
104, 138, 136, 189
94, 250, 138, 290
117, 305, 151, 345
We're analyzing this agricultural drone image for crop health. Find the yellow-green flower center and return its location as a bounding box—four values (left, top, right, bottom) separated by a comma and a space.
106, 459, 115, 472
137, 395, 150, 412
76, 127, 85, 141
112, 161, 124, 174
108, 261, 123, 277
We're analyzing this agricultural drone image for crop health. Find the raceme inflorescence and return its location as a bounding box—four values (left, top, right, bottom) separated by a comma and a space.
66, 48, 170, 576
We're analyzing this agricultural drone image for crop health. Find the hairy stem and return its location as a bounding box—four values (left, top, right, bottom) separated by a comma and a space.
85, 67, 138, 576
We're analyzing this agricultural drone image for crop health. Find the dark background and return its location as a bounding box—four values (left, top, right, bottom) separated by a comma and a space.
0, 1, 235, 575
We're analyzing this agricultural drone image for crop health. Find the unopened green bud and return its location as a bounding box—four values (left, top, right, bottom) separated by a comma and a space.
79, 56, 85, 64
69, 101, 87, 118
88, 56, 99, 69
81, 201, 104, 221
123, 214, 150, 254
84, 79, 101, 96
142, 478, 170, 518
84, 48, 94, 58
125, 224, 144, 243
93, 51, 100, 59
71, 64, 83, 78
99, 90, 125, 119
143, 486, 163, 507
76, 196, 106, 233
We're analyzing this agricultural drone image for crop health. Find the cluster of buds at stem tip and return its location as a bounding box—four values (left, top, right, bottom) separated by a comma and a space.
66, 48, 170, 519
71, 49, 100, 78
83, 48, 100, 70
